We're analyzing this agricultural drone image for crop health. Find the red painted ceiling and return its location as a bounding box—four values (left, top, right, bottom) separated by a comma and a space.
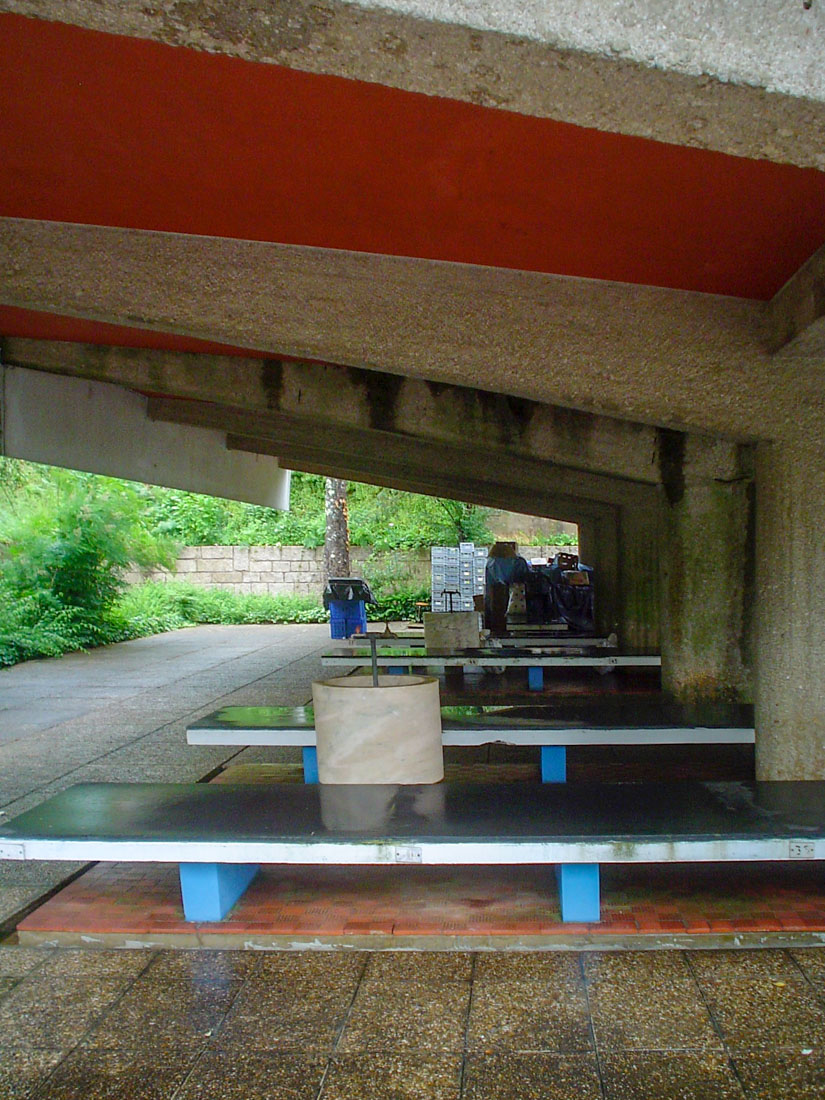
2, 10, 825, 357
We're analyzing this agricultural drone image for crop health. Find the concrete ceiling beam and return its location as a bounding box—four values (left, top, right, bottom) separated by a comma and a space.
146, 394, 655, 511
2, 337, 661, 485
765, 241, 825, 356
2, 1, 822, 169
225, 433, 614, 526
5, 218, 797, 444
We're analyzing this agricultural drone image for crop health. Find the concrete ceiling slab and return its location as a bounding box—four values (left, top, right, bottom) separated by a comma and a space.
2, 2, 823, 167
2, 14, 824, 298
0, 217, 787, 443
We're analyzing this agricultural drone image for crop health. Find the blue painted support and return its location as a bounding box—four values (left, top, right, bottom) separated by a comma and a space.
179, 862, 260, 922
302, 746, 318, 783
527, 665, 544, 691
541, 745, 567, 783
387, 666, 408, 675
556, 864, 601, 922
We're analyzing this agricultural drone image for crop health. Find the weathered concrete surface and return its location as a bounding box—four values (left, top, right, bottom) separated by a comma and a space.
3, 339, 662, 486
616, 505, 661, 655
345, 0, 825, 102
766, 241, 825, 354
659, 435, 752, 703
755, 442, 825, 780
2, 1, 823, 168
0, 365, 290, 508
145, 393, 656, 506
2, 218, 784, 443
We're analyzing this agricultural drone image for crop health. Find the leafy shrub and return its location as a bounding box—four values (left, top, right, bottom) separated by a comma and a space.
520, 532, 578, 547
0, 587, 131, 667
0, 466, 174, 665
367, 587, 430, 623
145, 473, 326, 546
115, 582, 327, 634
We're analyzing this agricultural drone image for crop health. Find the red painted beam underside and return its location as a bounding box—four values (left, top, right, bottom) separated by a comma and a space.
2, 11, 825, 314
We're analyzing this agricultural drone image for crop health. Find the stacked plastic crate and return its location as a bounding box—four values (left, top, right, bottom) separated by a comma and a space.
430, 545, 458, 612
474, 545, 488, 600
431, 544, 488, 612
458, 542, 477, 611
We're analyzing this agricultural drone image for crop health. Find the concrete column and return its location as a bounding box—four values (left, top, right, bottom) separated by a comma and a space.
576, 511, 619, 637
618, 503, 662, 653
754, 441, 825, 780
659, 432, 753, 702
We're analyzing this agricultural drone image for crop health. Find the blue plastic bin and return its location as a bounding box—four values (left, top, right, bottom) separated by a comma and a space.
329, 598, 367, 639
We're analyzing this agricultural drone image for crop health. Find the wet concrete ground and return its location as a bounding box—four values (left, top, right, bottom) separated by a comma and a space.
1, 625, 825, 1097
2, 946, 825, 1097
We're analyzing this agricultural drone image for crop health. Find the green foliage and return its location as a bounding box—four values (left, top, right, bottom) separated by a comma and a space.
0, 457, 575, 666
0, 589, 126, 667
0, 463, 175, 666
145, 473, 326, 547
518, 531, 578, 547
367, 587, 430, 623
348, 484, 493, 549
145, 474, 493, 549
115, 582, 327, 633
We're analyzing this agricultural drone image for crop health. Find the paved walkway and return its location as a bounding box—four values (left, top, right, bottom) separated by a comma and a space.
0, 623, 328, 928
1, 626, 825, 1098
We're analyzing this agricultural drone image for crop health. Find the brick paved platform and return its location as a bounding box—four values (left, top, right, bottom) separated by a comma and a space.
18, 857, 825, 949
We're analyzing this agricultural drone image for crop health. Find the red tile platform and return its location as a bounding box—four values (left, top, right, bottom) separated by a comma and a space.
18, 859, 825, 944
17, 760, 825, 946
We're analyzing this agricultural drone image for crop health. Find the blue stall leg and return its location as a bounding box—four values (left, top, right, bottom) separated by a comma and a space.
528, 666, 544, 691
541, 745, 567, 783
179, 862, 260, 922
556, 864, 601, 922
302, 746, 319, 783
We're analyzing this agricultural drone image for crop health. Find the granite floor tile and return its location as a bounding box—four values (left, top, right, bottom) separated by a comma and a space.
215, 1002, 349, 1054
733, 1050, 825, 1099
0, 1047, 64, 1099
31, 1047, 198, 1099
38, 949, 155, 979
588, 979, 722, 1050
474, 952, 582, 986
600, 1051, 745, 1100
338, 982, 471, 1052
0, 949, 51, 980
216, 978, 357, 1054
0, 979, 128, 1052
84, 978, 241, 1049
790, 948, 825, 992
583, 950, 694, 985
322, 1053, 462, 1100
175, 1049, 326, 1100
0, 978, 20, 999
461, 1053, 602, 1100
362, 951, 472, 984
0, 888, 48, 924
227, 978, 358, 1020
142, 949, 257, 984
255, 951, 366, 985
703, 980, 825, 1048
689, 949, 801, 986
0, 862, 85, 888
466, 981, 592, 1053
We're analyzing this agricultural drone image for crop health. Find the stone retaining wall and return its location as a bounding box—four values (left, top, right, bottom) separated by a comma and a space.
125, 544, 577, 598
